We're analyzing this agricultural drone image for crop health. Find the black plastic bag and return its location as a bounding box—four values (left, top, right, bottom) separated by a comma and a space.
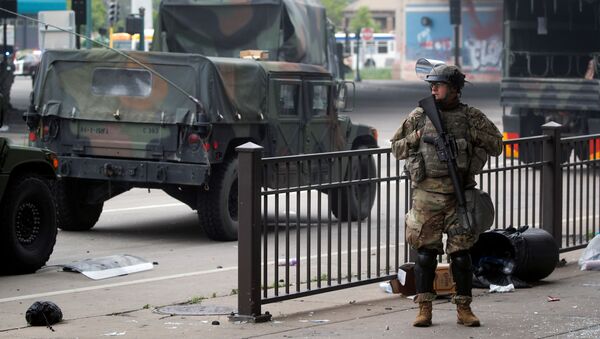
25, 301, 63, 326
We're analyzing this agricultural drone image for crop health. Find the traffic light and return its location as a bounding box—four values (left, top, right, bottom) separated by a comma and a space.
72, 0, 87, 25
107, 1, 119, 26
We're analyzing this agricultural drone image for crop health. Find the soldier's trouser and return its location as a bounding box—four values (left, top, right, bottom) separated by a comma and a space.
415, 248, 438, 295
450, 250, 473, 297
405, 188, 477, 255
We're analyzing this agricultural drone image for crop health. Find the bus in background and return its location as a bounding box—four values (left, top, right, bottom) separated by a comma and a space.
110, 32, 133, 50
110, 29, 154, 51
335, 32, 396, 70
132, 29, 154, 51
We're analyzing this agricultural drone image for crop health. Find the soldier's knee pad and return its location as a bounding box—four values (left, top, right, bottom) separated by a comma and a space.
416, 248, 438, 270
450, 250, 472, 271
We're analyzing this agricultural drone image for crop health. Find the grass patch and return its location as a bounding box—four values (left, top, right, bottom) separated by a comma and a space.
187, 296, 206, 304
345, 67, 392, 80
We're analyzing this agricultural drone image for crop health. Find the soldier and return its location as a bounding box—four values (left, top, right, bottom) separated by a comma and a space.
391, 64, 503, 327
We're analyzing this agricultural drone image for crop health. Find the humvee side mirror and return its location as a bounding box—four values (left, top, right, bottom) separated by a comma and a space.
336, 81, 355, 112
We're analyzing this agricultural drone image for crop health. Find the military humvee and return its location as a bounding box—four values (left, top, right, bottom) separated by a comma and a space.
152, 0, 342, 78
0, 95, 58, 274
27, 49, 378, 241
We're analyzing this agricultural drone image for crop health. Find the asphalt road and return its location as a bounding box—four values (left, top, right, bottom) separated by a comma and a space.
0, 77, 505, 331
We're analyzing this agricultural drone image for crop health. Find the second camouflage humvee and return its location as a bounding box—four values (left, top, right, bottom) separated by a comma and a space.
27, 49, 378, 241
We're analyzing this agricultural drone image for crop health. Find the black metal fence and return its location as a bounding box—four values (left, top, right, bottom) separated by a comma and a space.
233, 122, 600, 321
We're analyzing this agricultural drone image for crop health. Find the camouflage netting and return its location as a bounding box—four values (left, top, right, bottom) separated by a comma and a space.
152, 0, 328, 67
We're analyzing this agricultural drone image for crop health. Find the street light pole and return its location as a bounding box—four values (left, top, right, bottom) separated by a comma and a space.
355, 28, 361, 82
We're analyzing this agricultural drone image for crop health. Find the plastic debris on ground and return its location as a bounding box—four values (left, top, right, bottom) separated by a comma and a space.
489, 283, 515, 293
103, 331, 126, 336
379, 282, 393, 294
278, 258, 297, 266
62, 254, 153, 280
579, 234, 600, 271
547, 296, 560, 302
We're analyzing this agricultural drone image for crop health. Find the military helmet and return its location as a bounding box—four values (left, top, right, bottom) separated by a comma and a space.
424, 64, 466, 91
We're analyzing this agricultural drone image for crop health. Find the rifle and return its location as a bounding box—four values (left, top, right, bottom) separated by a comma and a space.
419, 95, 473, 232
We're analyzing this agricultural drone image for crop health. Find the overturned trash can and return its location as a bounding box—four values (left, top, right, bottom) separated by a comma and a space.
470, 226, 559, 287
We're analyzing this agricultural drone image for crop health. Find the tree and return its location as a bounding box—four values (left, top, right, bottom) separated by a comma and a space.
349, 6, 375, 33
91, 0, 107, 32
321, 0, 350, 30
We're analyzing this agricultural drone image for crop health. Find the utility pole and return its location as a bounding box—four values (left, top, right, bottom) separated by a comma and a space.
138, 7, 145, 51
449, 0, 462, 67
355, 28, 361, 82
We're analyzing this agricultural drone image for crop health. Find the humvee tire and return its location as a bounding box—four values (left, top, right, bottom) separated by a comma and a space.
55, 179, 103, 231
0, 175, 57, 274
331, 146, 377, 221
197, 157, 239, 241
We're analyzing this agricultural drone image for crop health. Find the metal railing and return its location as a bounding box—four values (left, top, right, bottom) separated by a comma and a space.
233, 122, 600, 321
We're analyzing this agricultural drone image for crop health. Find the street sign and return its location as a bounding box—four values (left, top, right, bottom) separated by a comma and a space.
361, 27, 374, 41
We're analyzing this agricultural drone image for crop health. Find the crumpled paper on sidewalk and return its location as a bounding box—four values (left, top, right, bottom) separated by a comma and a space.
489, 283, 515, 293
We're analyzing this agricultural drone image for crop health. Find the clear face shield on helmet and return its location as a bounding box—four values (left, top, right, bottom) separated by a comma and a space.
415, 58, 446, 81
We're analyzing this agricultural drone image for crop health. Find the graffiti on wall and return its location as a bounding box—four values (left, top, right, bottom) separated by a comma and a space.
405, 1, 503, 75
462, 0, 503, 71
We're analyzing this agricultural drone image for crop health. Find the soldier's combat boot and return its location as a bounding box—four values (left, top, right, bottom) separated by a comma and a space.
450, 251, 480, 327
413, 300, 433, 327
413, 248, 438, 327
454, 296, 480, 327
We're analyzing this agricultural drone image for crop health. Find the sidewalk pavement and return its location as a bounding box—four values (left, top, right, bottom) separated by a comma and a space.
0, 250, 598, 338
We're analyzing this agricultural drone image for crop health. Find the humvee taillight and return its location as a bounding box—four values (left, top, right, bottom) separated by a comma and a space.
187, 133, 201, 145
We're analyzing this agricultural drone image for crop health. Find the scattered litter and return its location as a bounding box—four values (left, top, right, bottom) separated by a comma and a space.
310, 319, 330, 323
201, 321, 209, 324
557, 258, 567, 267
547, 296, 560, 302
164, 322, 182, 325
62, 254, 153, 280
489, 283, 515, 293
379, 282, 393, 294
572, 305, 578, 309
211, 320, 220, 325
26, 301, 63, 330
166, 327, 178, 329
385, 325, 390, 330
103, 332, 126, 336
349, 300, 356, 304
579, 234, 600, 271
216, 266, 223, 269
273, 321, 283, 324
534, 312, 538, 314
308, 312, 314, 317
278, 258, 297, 266
299, 319, 309, 323
385, 307, 392, 310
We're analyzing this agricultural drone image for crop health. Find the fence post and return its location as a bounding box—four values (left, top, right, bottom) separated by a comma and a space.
541, 122, 563, 248
229, 142, 271, 322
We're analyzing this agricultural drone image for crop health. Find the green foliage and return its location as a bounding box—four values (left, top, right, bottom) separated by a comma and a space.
92, 0, 107, 32
349, 6, 376, 34
187, 296, 206, 304
321, 0, 350, 29
346, 68, 393, 80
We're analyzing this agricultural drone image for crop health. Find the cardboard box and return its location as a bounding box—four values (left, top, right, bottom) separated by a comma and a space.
391, 263, 455, 296
391, 263, 416, 295
434, 263, 456, 295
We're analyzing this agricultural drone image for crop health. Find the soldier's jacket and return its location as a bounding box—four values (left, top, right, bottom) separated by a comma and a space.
391, 104, 503, 194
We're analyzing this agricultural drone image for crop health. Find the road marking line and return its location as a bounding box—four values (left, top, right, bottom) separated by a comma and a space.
0, 266, 237, 303
102, 203, 187, 213
0, 244, 401, 303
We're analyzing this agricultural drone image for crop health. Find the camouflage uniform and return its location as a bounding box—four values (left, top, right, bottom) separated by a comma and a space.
390, 62, 502, 328
391, 104, 503, 254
